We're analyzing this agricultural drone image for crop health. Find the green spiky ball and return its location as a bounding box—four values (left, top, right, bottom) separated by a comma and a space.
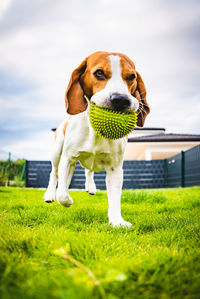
89, 102, 137, 140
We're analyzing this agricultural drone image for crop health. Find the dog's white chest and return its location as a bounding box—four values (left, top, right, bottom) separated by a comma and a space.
64, 111, 127, 172
78, 151, 118, 172
72, 136, 126, 172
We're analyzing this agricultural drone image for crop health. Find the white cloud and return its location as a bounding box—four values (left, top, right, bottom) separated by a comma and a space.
0, 0, 11, 20
2, 129, 54, 160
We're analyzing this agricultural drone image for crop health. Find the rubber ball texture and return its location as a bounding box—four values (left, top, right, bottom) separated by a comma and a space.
89, 102, 137, 139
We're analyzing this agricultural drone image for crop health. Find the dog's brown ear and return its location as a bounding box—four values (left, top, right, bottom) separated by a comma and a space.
134, 72, 150, 127
65, 59, 88, 115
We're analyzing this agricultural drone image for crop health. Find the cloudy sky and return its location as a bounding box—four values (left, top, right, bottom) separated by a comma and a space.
0, 0, 200, 160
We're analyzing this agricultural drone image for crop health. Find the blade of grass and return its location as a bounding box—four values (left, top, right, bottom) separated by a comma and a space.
63, 253, 106, 299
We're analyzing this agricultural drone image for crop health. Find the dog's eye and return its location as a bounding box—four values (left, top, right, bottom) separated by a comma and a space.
126, 74, 136, 82
94, 69, 106, 81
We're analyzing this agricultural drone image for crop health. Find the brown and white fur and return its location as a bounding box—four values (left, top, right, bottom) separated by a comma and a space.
44, 51, 150, 227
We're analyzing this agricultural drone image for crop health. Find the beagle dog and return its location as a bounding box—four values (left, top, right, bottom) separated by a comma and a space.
44, 51, 150, 227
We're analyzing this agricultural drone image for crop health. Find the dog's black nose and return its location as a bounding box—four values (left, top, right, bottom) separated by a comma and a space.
110, 93, 131, 111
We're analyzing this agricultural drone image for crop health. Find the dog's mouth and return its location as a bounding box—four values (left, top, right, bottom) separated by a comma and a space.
87, 92, 139, 113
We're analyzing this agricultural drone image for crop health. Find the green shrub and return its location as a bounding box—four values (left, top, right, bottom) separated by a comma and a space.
0, 159, 25, 186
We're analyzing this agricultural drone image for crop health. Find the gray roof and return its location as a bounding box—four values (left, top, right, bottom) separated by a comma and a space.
51, 126, 200, 142
51, 127, 166, 132
133, 127, 165, 131
128, 133, 200, 142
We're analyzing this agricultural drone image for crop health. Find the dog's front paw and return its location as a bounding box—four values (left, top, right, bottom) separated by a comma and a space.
109, 217, 132, 228
43, 189, 55, 203
56, 190, 73, 207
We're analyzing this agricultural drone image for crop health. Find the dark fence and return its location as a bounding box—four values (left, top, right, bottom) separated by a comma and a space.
26, 160, 165, 189
165, 145, 200, 187
26, 145, 200, 189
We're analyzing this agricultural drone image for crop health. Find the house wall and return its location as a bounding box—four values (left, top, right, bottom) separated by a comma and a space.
124, 141, 200, 160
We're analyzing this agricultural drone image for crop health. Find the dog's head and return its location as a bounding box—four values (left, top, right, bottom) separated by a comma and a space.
65, 51, 150, 127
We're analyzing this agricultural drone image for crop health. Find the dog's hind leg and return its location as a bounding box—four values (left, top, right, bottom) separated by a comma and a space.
44, 121, 66, 203
85, 169, 96, 195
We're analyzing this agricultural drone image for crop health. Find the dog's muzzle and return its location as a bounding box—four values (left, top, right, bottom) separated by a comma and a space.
109, 93, 131, 112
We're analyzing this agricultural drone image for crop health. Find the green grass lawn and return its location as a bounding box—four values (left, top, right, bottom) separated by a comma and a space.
0, 187, 200, 299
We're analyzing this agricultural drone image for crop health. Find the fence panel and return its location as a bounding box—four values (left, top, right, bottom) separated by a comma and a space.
165, 153, 182, 187
122, 160, 165, 189
26, 145, 200, 189
165, 145, 200, 187
26, 160, 165, 189
26, 161, 51, 188
184, 145, 200, 186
